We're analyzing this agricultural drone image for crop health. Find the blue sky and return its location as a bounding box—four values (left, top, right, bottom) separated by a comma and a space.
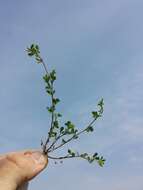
0, 0, 143, 189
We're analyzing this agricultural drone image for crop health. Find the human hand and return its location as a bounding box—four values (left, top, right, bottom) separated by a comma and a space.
0, 150, 48, 190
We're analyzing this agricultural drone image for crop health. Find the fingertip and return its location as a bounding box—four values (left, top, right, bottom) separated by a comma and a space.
28, 152, 48, 179
27, 151, 48, 169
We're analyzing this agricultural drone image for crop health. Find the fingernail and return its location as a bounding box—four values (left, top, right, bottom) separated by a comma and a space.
31, 152, 46, 165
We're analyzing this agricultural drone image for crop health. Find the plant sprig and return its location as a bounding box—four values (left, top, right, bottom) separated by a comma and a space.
26, 44, 106, 167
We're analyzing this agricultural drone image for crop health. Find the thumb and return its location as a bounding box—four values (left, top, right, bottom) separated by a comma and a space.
0, 150, 48, 189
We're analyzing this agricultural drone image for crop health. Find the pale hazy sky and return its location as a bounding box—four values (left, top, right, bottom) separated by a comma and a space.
0, 0, 143, 189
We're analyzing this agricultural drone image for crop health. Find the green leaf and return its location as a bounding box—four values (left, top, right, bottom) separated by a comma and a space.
60, 127, 64, 133
47, 106, 55, 113
68, 149, 72, 154
93, 153, 98, 157
65, 121, 71, 126
96, 157, 99, 160
65, 121, 75, 129
98, 98, 104, 115
49, 131, 57, 138
53, 120, 59, 128
98, 98, 104, 107
43, 74, 50, 83
30, 44, 34, 49
28, 52, 34, 56
57, 113, 62, 117
92, 111, 99, 119
35, 45, 39, 51
46, 89, 52, 95
98, 159, 105, 167
50, 70, 56, 81
86, 126, 94, 132
71, 152, 75, 157
53, 98, 60, 105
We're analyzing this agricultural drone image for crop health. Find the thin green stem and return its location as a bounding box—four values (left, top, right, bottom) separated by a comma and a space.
40, 59, 55, 153
47, 132, 66, 152
41, 59, 49, 74
48, 155, 81, 160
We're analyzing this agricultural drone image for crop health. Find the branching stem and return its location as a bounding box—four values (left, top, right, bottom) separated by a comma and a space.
49, 117, 97, 153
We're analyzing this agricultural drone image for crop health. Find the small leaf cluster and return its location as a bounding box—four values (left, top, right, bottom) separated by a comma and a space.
64, 121, 78, 135
84, 98, 104, 133
92, 98, 104, 119
26, 43, 106, 167
26, 44, 42, 63
80, 152, 105, 166
67, 150, 105, 167
86, 126, 94, 132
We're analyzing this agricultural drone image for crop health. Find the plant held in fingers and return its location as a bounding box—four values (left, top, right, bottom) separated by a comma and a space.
26, 44, 106, 167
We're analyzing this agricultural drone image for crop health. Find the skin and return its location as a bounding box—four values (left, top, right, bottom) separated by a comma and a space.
0, 150, 48, 190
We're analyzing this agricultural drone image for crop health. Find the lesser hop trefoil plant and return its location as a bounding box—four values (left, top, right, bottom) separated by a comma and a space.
26, 44, 105, 167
